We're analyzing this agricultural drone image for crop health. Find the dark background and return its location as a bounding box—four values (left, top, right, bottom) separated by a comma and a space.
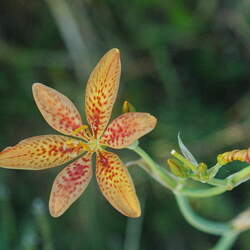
0, 0, 250, 249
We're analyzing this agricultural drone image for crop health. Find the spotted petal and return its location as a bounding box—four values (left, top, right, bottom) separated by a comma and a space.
100, 112, 157, 149
33, 83, 88, 140
49, 153, 93, 217
0, 135, 85, 170
96, 150, 141, 218
85, 48, 121, 139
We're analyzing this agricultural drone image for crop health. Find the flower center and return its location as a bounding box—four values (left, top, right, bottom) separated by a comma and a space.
87, 138, 101, 152
71, 125, 92, 140
65, 125, 102, 153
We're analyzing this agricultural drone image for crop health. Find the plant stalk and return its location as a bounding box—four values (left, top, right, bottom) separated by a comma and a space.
211, 230, 239, 250
175, 194, 231, 235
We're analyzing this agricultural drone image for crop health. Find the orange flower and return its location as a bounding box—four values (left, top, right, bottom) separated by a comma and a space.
0, 49, 157, 218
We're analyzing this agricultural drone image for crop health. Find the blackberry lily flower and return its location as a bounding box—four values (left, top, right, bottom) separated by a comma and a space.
0, 49, 157, 217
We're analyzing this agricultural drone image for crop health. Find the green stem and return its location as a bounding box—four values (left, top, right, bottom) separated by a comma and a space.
130, 145, 227, 197
211, 230, 239, 250
128, 145, 246, 250
208, 162, 223, 178
181, 185, 227, 198
207, 178, 227, 187
175, 193, 231, 235
227, 165, 250, 187
130, 146, 250, 198
131, 145, 177, 189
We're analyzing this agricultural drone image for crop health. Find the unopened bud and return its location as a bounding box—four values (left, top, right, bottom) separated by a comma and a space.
167, 159, 187, 178
198, 163, 207, 174
122, 101, 136, 113
217, 149, 250, 165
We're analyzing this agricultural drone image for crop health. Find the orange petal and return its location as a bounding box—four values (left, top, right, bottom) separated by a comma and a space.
33, 83, 88, 140
0, 135, 85, 170
49, 153, 93, 217
96, 150, 141, 218
100, 112, 157, 149
85, 48, 121, 139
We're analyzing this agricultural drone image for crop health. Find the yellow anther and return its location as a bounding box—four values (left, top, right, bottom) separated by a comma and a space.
64, 139, 91, 152
64, 139, 78, 151
78, 142, 91, 151
65, 139, 74, 145
72, 125, 89, 136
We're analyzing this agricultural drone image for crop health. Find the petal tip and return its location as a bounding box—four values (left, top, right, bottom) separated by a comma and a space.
32, 83, 47, 96
107, 48, 120, 60
146, 113, 157, 129
110, 48, 120, 55
32, 82, 44, 90
49, 201, 64, 218
49, 211, 58, 218
49, 209, 61, 218
128, 208, 141, 218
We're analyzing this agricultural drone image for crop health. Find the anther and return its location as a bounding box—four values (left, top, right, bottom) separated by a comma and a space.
72, 125, 89, 136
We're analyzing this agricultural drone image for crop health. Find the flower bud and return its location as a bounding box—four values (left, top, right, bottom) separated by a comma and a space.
167, 159, 188, 178
198, 162, 207, 174
122, 101, 136, 113
217, 148, 250, 165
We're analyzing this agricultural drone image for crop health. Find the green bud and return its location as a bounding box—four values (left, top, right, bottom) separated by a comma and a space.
122, 101, 136, 113
198, 162, 207, 174
197, 162, 209, 181
167, 159, 188, 178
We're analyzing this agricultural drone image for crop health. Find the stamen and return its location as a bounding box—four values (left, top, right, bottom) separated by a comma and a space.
72, 125, 91, 141
78, 142, 91, 151
85, 129, 92, 138
64, 139, 74, 150
72, 125, 88, 136
64, 139, 91, 153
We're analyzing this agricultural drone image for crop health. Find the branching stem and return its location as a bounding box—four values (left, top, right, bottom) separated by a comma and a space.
127, 145, 250, 250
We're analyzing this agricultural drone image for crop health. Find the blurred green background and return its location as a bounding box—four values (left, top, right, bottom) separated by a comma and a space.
0, 0, 250, 249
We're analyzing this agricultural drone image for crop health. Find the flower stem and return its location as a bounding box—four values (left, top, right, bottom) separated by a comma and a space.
128, 145, 246, 250
211, 230, 239, 250
208, 162, 223, 178
175, 193, 232, 235
181, 185, 227, 198
131, 145, 177, 189
227, 165, 250, 187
